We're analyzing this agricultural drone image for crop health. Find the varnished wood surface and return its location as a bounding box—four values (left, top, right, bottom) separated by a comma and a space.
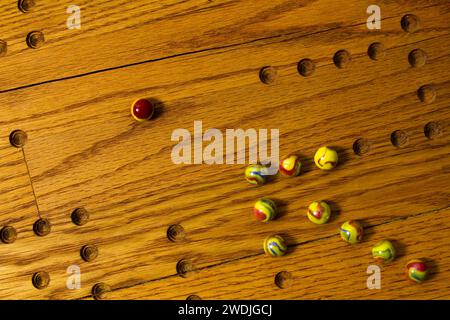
0, 0, 449, 299
107, 206, 450, 300
0, 0, 447, 90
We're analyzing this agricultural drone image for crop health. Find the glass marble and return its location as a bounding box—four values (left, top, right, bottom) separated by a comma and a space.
245, 164, 269, 185
314, 146, 338, 170
131, 98, 155, 121
253, 198, 277, 222
307, 201, 331, 224
406, 259, 428, 283
372, 240, 396, 263
264, 235, 287, 257
340, 220, 364, 244
279, 155, 302, 176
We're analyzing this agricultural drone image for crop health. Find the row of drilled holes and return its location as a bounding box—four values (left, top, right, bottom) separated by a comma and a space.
259, 46, 428, 84
353, 121, 444, 155
259, 13, 423, 84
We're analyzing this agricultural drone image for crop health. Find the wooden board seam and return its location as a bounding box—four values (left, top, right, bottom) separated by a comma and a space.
0, 2, 445, 95
76, 204, 450, 300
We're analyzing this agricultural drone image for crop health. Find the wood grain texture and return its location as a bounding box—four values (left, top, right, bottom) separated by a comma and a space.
0, 142, 44, 297
0, 0, 447, 90
105, 206, 450, 300
0, 0, 448, 299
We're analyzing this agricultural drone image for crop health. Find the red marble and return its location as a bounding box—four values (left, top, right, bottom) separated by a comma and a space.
132, 99, 154, 121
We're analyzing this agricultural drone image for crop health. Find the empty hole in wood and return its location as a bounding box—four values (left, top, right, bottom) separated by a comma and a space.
259, 66, 278, 84
92, 283, 111, 300
367, 42, 385, 61
424, 122, 444, 139
409, 49, 427, 68
26, 31, 45, 49
167, 224, 186, 242
0, 226, 17, 244
33, 218, 51, 237
353, 138, 371, 156
9, 130, 28, 148
390, 130, 409, 148
401, 14, 420, 33
71, 207, 89, 226
418, 85, 437, 104
186, 295, 202, 300
81, 244, 99, 262
333, 50, 351, 69
19, 0, 36, 13
275, 271, 293, 289
32, 271, 50, 289
297, 58, 316, 77
177, 259, 195, 278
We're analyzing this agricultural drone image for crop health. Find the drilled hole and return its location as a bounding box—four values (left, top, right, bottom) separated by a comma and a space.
19, 0, 36, 13
26, 31, 45, 49
167, 224, 186, 242
275, 271, 293, 289
424, 122, 444, 139
333, 50, 351, 69
33, 218, 51, 237
9, 130, 28, 148
81, 244, 99, 262
186, 295, 202, 300
409, 49, 427, 68
418, 85, 437, 104
368, 42, 385, 61
32, 271, 50, 289
177, 259, 195, 278
92, 283, 111, 300
1, 226, 17, 244
71, 207, 89, 226
353, 138, 371, 156
297, 58, 316, 77
259, 66, 278, 85
401, 14, 420, 33
391, 130, 409, 147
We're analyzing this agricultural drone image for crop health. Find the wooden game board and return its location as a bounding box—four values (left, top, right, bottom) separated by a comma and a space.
0, 0, 449, 300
